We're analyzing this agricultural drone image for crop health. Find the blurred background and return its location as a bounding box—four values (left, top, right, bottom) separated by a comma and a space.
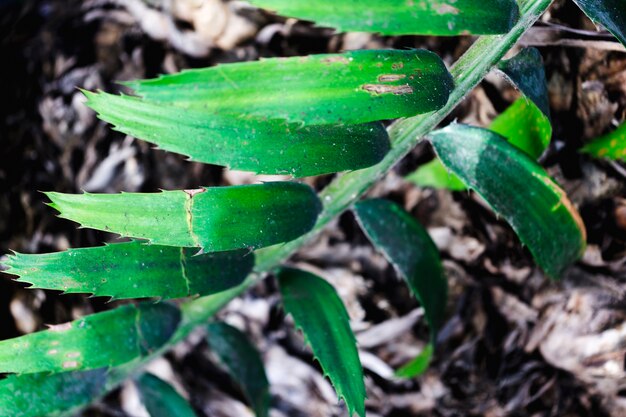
0, 0, 625, 415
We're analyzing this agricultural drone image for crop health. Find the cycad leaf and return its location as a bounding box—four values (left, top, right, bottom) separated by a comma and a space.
248, 0, 519, 36
490, 96, 552, 159
2, 241, 253, 300
353, 199, 446, 378
0, 369, 108, 417
136, 373, 197, 417
572, 0, 626, 47
353, 199, 447, 334
581, 122, 626, 161
428, 124, 586, 277
0, 302, 180, 374
127, 49, 454, 125
277, 268, 365, 417
206, 322, 270, 417
85, 91, 390, 178
497, 47, 551, 120
45, 182, 321, 252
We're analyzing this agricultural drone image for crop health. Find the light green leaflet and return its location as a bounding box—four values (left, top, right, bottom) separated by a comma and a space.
581, 122, 626, 161
0, 369, 108, 417
126, 49, 454, 125
405, 158, 467, 191
2, 241, 253, 300
277, 268, 365, 417
0, 302, 180, 374
206, 322, 270, 417
428, 124, 586, 278
136, 373, 197, 417
353, 199, 447, 377
572, 0, 626, 47
45, 182, 321, 252
490, 97, 551, 159
85, 91, 390, 178
248, 0, 519, 36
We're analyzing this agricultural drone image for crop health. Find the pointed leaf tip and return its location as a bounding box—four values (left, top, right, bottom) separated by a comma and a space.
277, 267, 366, 417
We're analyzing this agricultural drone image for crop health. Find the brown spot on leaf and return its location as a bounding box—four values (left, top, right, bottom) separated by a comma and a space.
391, 62, 404, 70
63, 361, 79, 369
378, 74, 407, 82
362, 84, 414, 95
321, 56, 350, 65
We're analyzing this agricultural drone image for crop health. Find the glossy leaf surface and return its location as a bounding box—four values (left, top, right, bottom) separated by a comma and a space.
0, 369, 108, 417
0, 302, 180, 374
572, 0, 626, 47
3, 241, 253, 300
137, 373, 197, 417
45, 182, 321, 252
581, 122, 626, 161
278, 268, 365, 417
429, 124, 586, 277
248, 0, 519, 36
127, 49, 454, 125
206, 322, 269, 417
353, 199, 447, 336
85, 91, 390, 177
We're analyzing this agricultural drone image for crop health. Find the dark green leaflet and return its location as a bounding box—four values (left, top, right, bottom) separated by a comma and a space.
248, 0, 519, 36
45, 182, 321, 252
429, 124, 586, 277
277, 268, 365, 417
206, 323, 270, 417
85, 91, 390, 178
497, 47, 551, 120
0, 369, 108, 417
2, 241, 253, 300
353, 199, 447, 377
353, 199, 447, 334
127, 49, 454, 125
572, 0, 626, 47
136, 374, 197, 417
0, 302, 180, 374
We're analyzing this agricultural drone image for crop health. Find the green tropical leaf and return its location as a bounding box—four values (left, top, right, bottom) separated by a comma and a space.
405, 158, 466, 191
428, 124, 586, 277
353, 199, 447, 334
136, 373, 197, 417
581, 122, 626, 161
0, 302, 180, 374
353, 199, 446, 377
84, 91, 390, 178
126, 49, 453, 125
45, 182, 321, 252
248, 0, 519, 36
0, 369, 108, 417
490, 97, 552, 159
206, 322, 269, 417
277, 268, 365, 417
2, 241, 253, 300
572, 0, 626, 47
497, 47, 551, 119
